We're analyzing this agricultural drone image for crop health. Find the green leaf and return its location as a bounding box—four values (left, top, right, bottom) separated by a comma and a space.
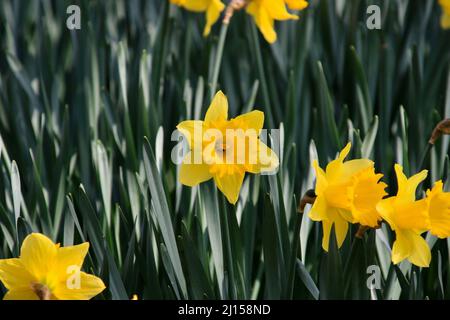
143, 138, 187, 298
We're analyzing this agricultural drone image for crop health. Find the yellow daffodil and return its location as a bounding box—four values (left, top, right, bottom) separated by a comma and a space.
285, 0, 309, 11
309, 143, 387, 251
176, 91, 279, 204
439, 0, 450, 29
376, 164, 431, 267
425, 180, 450, 238
169, 0, 225, 36
246, 0, 306, 43
0, 233, 105, 300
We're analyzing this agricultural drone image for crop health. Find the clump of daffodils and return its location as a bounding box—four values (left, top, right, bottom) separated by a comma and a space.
169, 0, 309, 43
0, 233, 105, 300
309, 144, 450, 268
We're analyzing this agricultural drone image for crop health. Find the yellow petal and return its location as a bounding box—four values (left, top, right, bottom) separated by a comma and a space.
181, 0, 209, 11
247, 140, 279, 174
52, 272, 106, 300
265, 0, 299, 20
407, 232, 431, 267
205, 91, 228, 123
176, 120, 204, 150
321, 212, 348, 251
443, 13, 450, 29
214, 170, 245, 204
394, 198, 429, 230
0, 258, 35, 290
394, 164, 427, 201
312, 160, 328, 195
325, 143, 373, 183
392, 229, 430, 267
20, 233, 58, 280
426, 181, 450, 238
285, 0, 308, 10
203, 0, 225, 36
179, 152, 213, 186
231, 110, 265, 132
54, 243, 89, 278
247, 2, 277, 43
376, 197, 398, 230
3, 288, 39, 300
391, 229, 411, 265
309, 194, 328, 221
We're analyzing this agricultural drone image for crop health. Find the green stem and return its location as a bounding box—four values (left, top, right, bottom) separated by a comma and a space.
210, 23, 229, 99
219, 195, 237, 299
285, 213, 302, 299
418, 143, 433, 172
249, 21, 275, 129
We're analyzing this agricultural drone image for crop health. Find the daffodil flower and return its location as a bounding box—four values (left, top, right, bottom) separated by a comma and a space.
309, 143, 387, 251
425, 180, 450, 238
0, 233, 105, 300
169, 0, 225, 36
176, 91, 279, 204
246, 0, 307, 43
376, 164, 431, 267
439, 0, 450, 29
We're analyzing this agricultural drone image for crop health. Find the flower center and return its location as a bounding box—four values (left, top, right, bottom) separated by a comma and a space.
31, 282, 52, 300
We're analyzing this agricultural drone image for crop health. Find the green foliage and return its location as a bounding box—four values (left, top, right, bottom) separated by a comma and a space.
0, 0, 449, 300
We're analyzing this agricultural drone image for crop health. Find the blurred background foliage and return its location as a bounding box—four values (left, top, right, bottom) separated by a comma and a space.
0, 0, 449, 300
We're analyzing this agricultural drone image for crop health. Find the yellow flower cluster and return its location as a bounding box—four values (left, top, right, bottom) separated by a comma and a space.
311, 144, 450, 268
169, 0, 308, 43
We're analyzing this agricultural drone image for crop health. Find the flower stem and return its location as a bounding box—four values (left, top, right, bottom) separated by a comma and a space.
210, 22, 229, 99
285, 190, 316, 298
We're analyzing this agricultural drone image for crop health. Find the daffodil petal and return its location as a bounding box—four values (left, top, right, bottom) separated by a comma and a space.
426, 181, 450, 238
231, 110, 265, 132
3, 288, 39, 300
55, 243, 89, 278
285, 0, 308, 10
442, 13, 450, 29
394, 164, 427, 201
247, 140, 279, 174
309, 194, 328, 221
205, 91, 228, 123
214, 170, 245, 204
0, 258, 35, 289
320, 210, 348, 251
179, 152, 213, 186
52, 272, 106, 300
334, 215, 349, 248
393, 198, 429, 230
266, 0, 298, 20
407, 232, 431, 267
204, 0, 225, 36
247, 2, 277, 43
312, 160, 327, 195
176, 120, 204, 150
392, 229, 411, 265
20, 233, 58, 280
180, 0, 209, 11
